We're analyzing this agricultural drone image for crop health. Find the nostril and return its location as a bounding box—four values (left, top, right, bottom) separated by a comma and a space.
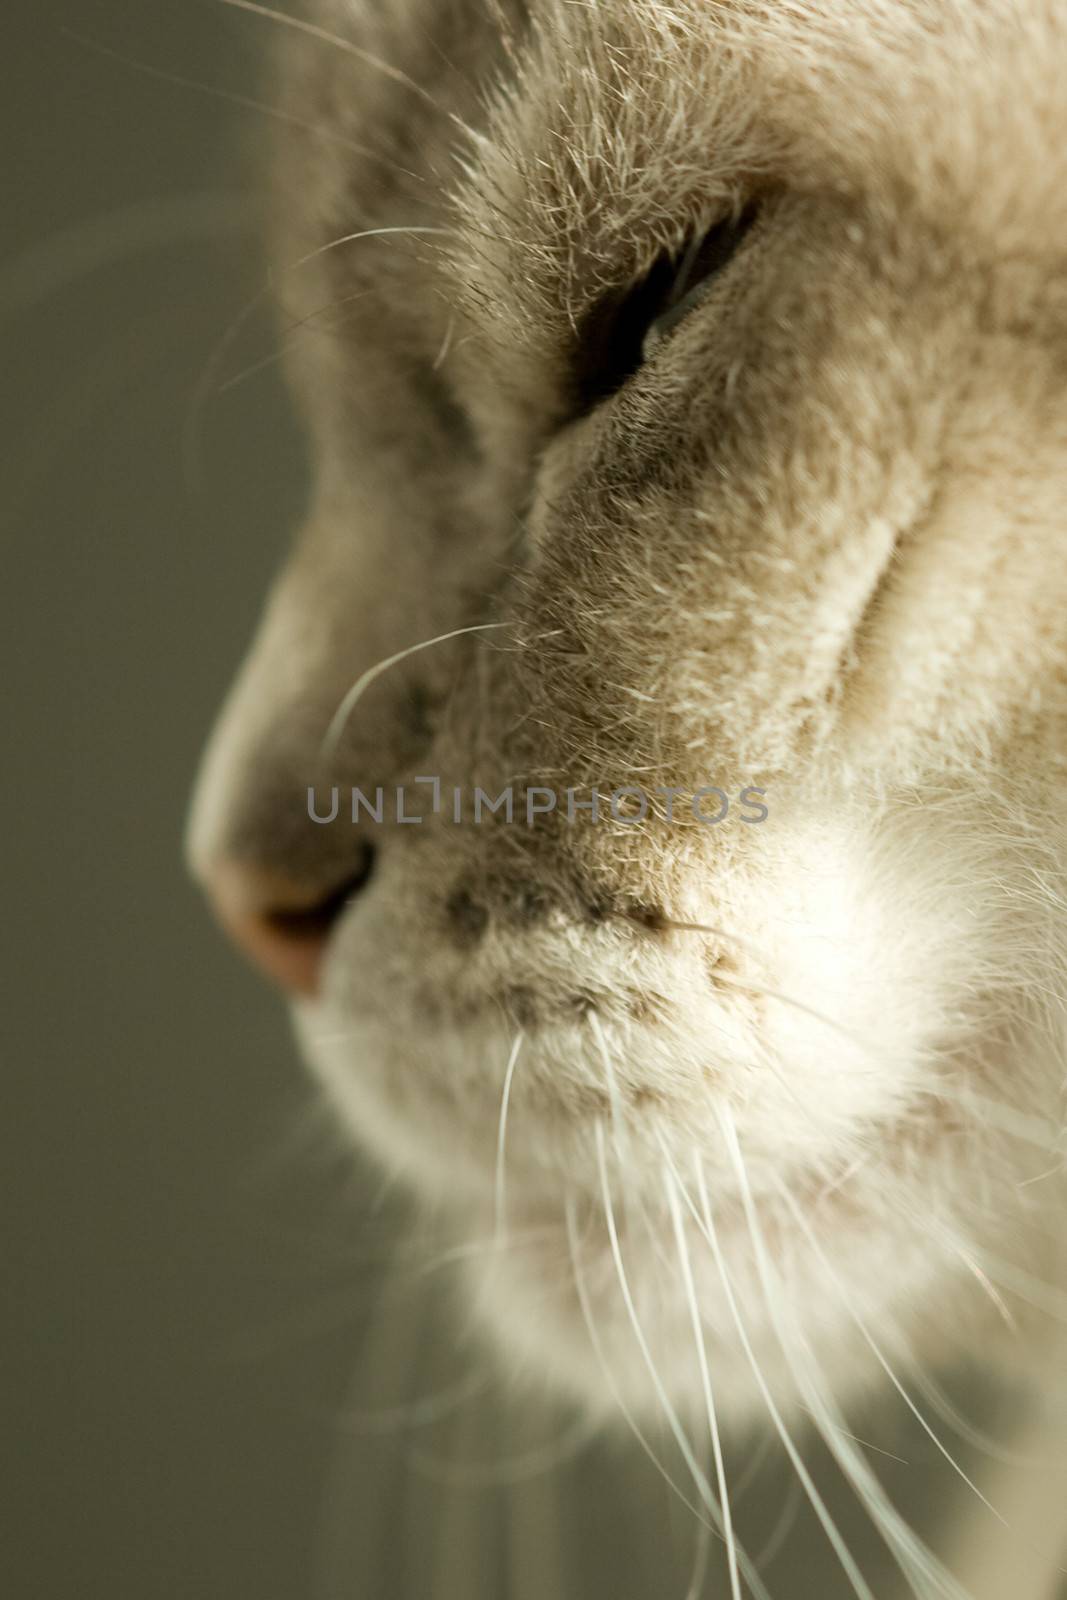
264, 845, 377, 941
202, 843, 376, 1000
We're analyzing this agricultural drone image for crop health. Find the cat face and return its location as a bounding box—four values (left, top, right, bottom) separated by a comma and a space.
189, 0, 1067, 1422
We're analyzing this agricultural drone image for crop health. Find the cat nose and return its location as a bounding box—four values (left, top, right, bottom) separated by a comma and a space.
201, 845, 376, 999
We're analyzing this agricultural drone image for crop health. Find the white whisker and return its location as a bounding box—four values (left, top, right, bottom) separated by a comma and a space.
185, 224, 451, 485
660, 917, 885, 1065
909, 1220, 1022, 1335
494, 1032, 524, 1245
909, 1368, 1050, 1467
718, 1109, 974, 1600
62, 27, 390, 164
587, 1009, 627, 1154
971, 1250, 1067, 1324
686, 1147, 879, 1600
593, 1127, 776, 1600
941, 1088, 1065, 1158
216, 288, 376, 395
563, 1193, 717, 1531
218, 0, 480, 139
663, 1162, 743, 1600
595, 1124, 722, 1520
794, 1410, 910, 1467
322, 622, 512, 761
406, 1225, 558, 1284
432, 314, 457, 372
773, 1174, 1006, 1522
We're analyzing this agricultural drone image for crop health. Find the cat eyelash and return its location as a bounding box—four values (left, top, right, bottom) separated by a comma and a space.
572, 201, 762, 416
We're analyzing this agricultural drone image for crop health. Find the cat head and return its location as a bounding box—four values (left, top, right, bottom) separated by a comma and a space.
189, 0, 1067, 1421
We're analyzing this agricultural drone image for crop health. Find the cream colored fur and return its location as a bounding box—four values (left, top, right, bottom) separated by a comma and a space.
189, 2, 1067, 1594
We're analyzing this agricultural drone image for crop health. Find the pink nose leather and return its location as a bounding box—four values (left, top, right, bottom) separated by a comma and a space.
202, 856, 373, 999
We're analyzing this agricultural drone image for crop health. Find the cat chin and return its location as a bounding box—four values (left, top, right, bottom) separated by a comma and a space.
293, 1000, 1003, 1420
445, 1175, 976, 1428
291, 837, 1065, 1422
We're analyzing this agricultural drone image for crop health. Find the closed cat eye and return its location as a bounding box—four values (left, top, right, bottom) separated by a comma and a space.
572, 201, 761, 415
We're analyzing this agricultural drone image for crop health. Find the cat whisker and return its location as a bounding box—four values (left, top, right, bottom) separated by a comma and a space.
563, 1192, 717, 1531
771, 1171, 1007, 1524
713, 970, 886, 1081
662, 916, 887, 1071
934, 1088, 1066, 1159
882, 1196, 1023, 1334
811, 1147, 877, 1207
908, 1367, 1052, 1468
593, 1123, 728, 1533
662, 1160, 744, 1600
586, 1009, 627, 1157
593, 1125, 785, 1600
432, 314, 457, 371
217, 0, 481, 141
793, 1411, 910, 1467
185, 223, 451, 487
61, 27, 388, 164
321, 620, 512, 762
937, 1239, 1022, 1336
406, 1224, 560, 1285
687, 1144, 879, 1600
493, 1031, 524, 1246
967, 1250, 1067, 1326
216, 288, 377, 395
718, 1109, 973, 1600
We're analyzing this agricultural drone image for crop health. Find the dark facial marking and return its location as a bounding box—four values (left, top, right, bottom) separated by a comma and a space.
445, 886, 490, 946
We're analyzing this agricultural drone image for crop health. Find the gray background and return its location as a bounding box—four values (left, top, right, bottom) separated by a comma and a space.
6, 4, 347, 1594
5, 5, 1042, 1598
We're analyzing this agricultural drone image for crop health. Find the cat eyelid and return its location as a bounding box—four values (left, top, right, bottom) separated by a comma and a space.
642, 203, 762, 360
570, 201, 761, 418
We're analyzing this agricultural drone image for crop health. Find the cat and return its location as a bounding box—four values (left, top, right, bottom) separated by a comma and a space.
189, 2, 1067, 1593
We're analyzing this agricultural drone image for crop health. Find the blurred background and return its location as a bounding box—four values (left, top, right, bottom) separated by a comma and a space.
5, 4, 343, 1594
4, 5, 1041, 1597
